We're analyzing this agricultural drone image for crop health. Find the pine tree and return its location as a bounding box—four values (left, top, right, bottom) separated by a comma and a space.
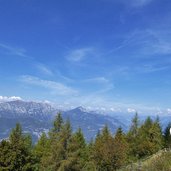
127, 113, 140, 161
53, 112, 63, 133
0, 140, 12, 170
151, 116, 164, 151
42, 117, 72, 171
92, 125, 116, 171
49, 112, 64, 141
164, 122, 171, 148
113, 127, 128, 169
33, 132, 50, 170
137, 116, 163, 158
60, 118, 72, 152
129, 112, 139, 137
8, 123, 35, 171
136, 116, 153, 158
34, 132, 49, 158
83, 139, 96, 171
60, 128, 87, 170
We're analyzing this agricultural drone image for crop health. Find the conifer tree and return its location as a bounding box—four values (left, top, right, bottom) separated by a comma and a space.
34, 132, 50, 170
164, 122, 171, 148
0, 111, 167, 170
151, 116, 164, 151
53, 112, 63, 133
137, 116, 163, 158
127, 113, 140, 160
49, 112, 64, 141
83, 138, 96, 171
43, 117, 72, 171
7, 123, 35, 170
34, 132, 49, 158
137, 116, 153, 158
129, 112, 139, 137
92, 125, 116, 171
113, 127, 128, 169
60, 128, 87, 170
0, 140, 12, 170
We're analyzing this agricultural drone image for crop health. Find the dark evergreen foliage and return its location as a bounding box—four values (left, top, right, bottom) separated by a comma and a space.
0, 112, 168, 171
164, 122, 171, 148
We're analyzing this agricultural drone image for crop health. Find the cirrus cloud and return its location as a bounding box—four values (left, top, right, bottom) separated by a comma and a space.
66, 48, 94, 62
20, 75, 78, 96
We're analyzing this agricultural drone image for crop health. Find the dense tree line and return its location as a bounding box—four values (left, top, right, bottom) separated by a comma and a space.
0, 112, 171, 171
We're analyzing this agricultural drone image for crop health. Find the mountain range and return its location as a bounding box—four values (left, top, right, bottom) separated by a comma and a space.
0, 100, 171, 143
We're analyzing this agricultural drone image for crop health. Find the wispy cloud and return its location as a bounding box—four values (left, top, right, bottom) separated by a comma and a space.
0, 96, 22, 102
113, 64, 169, 76
117, 0, 154, 8
0, 43, 28, 58
144, 30, 171, 56
129, 0, 153, 7
0, 42, 62, 80
66, 48, 94, 62
20, 75, 78, 96
83, 77, 109, 84
108, 29, 171, 57
127, 108, 136, 113
55, 71, 74, 83
152, 42, 171, 55
36, 63, 54, 76
106, 0, 153, 8
81, 76, 114, 95
135, 64, 169, 74
137, 30, 171, 56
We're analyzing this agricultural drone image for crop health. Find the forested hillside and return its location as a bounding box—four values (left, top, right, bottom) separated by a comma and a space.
0, 113, 171, 171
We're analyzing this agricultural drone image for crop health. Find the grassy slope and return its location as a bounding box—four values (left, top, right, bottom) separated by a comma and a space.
118, 149, 171, 171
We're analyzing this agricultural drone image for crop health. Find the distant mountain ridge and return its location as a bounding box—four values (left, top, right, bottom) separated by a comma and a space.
0, 100, 57, 119
0, 100, 125, 142
0, 100, 171, 143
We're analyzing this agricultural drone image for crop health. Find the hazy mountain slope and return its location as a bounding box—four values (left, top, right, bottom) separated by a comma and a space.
1, 100, 171, 143
0, 100, 125, 142
62, 107, 125, 140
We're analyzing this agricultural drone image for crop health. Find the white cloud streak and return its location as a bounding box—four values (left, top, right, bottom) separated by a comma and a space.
0, 96, 22, 102
115, 0, 154, 8
109, 29, 171, 56
127, 108, 136, 113
105, 0, 153, 8
20, 75, 78, 96
36, 63, 54, 76
83, 77, 109, 84
129, 0, 153, 7
134, 30, 171, 56
66, 48, 94, 62
0, 43, 28, 58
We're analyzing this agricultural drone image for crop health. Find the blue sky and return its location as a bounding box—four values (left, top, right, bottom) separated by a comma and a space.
0, 0, 171, 114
